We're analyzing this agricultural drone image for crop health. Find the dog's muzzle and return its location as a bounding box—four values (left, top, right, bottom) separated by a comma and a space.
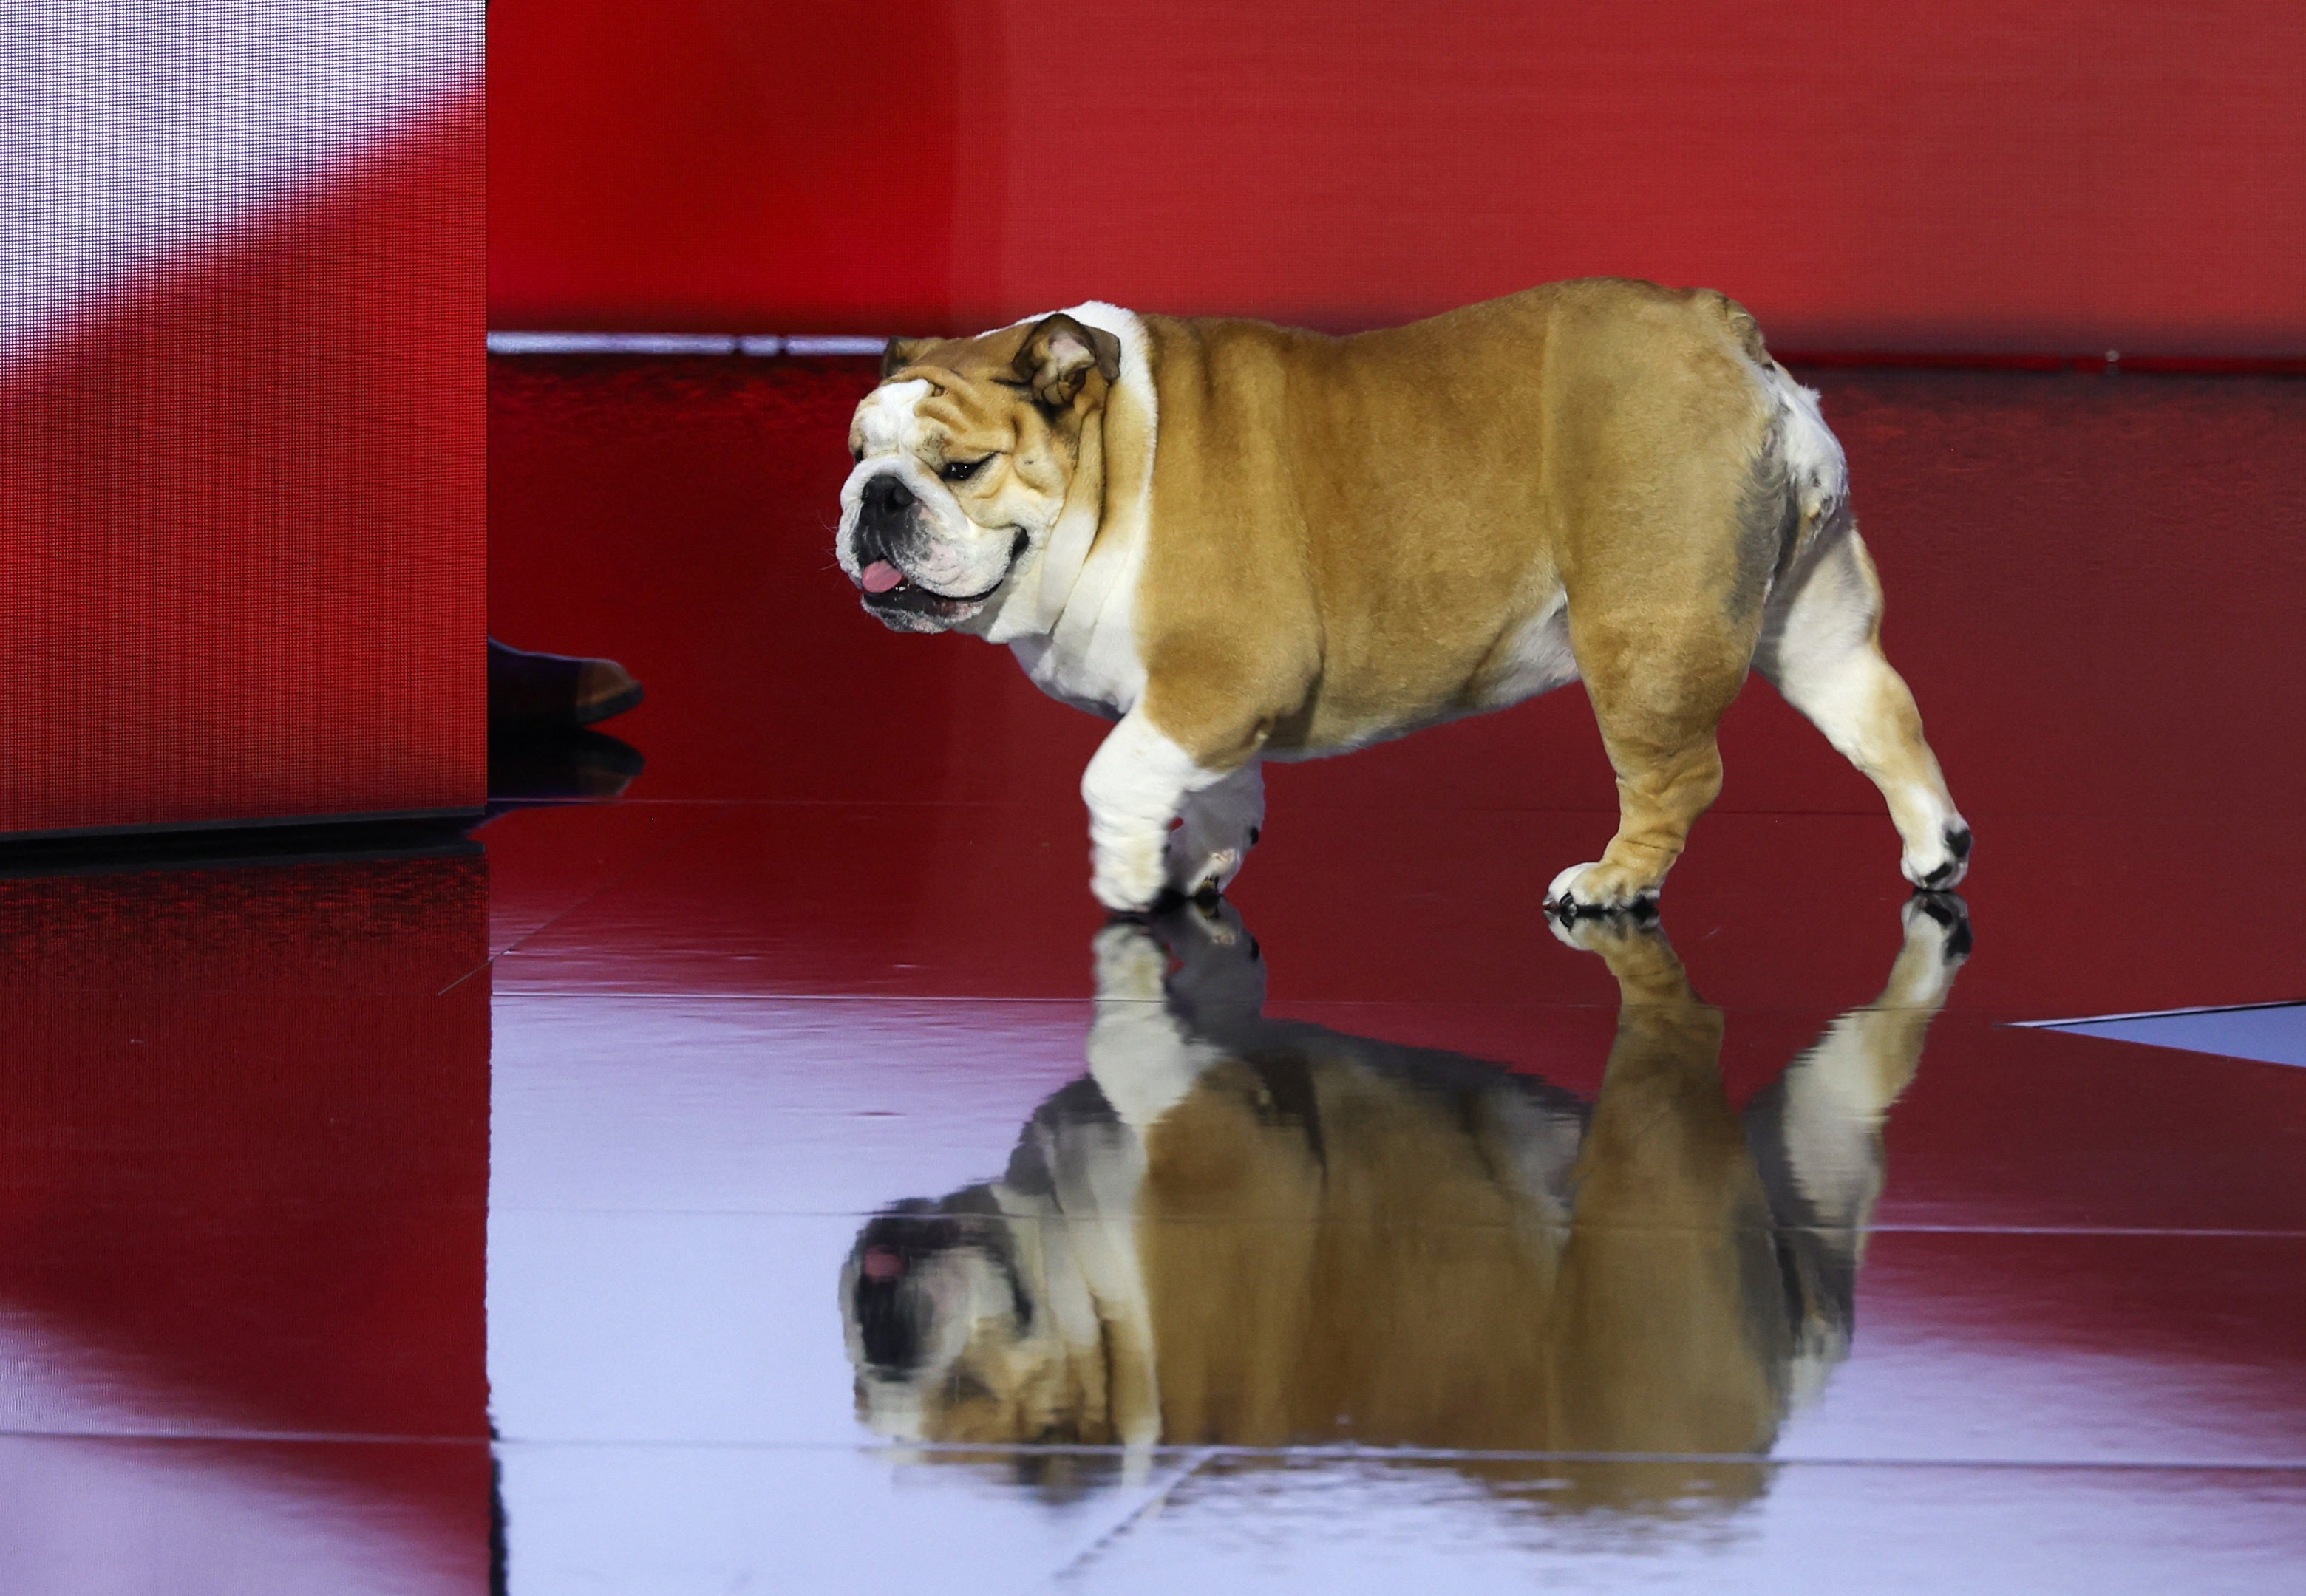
848, 474, 1030, 627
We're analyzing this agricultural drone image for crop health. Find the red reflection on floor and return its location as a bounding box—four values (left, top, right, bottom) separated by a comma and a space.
0, 851, 491, 1590
484, 801, 2306, 1020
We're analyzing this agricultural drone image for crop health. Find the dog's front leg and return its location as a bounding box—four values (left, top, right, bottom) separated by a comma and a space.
1082, 710, 1241, 913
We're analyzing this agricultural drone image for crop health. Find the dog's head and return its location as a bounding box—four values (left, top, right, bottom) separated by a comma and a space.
837, 313, 1123, 634
839, 1191, 1113, 1445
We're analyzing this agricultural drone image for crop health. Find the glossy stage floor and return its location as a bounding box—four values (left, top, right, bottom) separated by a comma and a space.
6, 357, 2303, 1593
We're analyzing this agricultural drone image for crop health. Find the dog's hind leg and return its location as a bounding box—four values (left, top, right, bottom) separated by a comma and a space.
1542, 327, 1782, 915
1755, 531, 1970, 889
1546, 612, 1747, 914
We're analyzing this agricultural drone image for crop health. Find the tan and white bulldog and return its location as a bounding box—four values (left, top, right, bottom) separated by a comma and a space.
835, 279, 1970, 913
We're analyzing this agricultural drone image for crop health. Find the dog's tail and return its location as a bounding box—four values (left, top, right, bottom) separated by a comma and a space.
1709, 293, 1852, 596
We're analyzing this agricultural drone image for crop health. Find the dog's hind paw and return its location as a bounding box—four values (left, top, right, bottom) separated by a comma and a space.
1900, 821, 1973, 891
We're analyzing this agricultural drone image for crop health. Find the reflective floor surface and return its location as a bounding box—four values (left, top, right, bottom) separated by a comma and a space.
4, 358, 2303, 1592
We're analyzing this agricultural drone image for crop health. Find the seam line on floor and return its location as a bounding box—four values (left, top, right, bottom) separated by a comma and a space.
1055, 1446, 1218, 1580
438, 805, 729, 996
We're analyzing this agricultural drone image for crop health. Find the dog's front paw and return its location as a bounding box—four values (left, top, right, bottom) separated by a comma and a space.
1544, 860, 1663, 917
1091, 839, 1169, 915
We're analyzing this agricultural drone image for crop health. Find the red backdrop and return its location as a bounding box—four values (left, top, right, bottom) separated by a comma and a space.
489, 1, 2306, 355
1, 9, 484, 839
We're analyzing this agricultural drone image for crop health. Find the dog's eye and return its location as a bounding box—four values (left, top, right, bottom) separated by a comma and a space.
941, 456, 989, 482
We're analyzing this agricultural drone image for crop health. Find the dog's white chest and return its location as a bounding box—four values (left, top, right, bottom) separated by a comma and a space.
1007, 518, 1149, 719
1010, 606, 1139, 719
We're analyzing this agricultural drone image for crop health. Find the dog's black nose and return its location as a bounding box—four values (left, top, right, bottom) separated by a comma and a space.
863, 474, 914, 517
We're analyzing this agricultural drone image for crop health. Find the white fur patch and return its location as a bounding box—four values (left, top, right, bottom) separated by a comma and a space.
1469, 592, 1579, 709
1758, 362, 1847, 533
853, 377, 930, 456
1081, 711, 1230, 912
836, 380, 936, 588
1759, 536, 1966, 886
993, 302, 1157, 720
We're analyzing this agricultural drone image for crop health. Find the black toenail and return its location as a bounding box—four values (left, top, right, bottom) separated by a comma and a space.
1946, 825, 1973, 860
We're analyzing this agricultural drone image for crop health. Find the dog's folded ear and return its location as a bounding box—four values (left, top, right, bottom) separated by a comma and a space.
1015, 315, 1123, 409
880, 337, 931, 381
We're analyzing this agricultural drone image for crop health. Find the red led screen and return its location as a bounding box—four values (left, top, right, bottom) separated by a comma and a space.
0, 9, 486, 838
490, 0, 2306, 357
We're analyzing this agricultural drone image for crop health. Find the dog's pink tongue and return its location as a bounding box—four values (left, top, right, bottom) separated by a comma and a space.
860, 561, 905, 594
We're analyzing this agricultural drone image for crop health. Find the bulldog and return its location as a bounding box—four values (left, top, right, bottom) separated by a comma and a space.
835, 279, 1970, 913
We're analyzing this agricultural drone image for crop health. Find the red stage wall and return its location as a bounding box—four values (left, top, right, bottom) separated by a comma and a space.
489, 1, 2306, 355
1, 15, 485, 839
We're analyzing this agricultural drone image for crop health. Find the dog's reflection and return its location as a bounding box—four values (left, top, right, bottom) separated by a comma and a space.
843, 898, 1967, 1482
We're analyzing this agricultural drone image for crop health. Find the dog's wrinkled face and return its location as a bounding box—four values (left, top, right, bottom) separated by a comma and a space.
840, 1196, 1106, 1445
837, 313, 1121, 633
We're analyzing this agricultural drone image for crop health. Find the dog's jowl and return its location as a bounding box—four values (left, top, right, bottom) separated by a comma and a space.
834, 279, 1970, 912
